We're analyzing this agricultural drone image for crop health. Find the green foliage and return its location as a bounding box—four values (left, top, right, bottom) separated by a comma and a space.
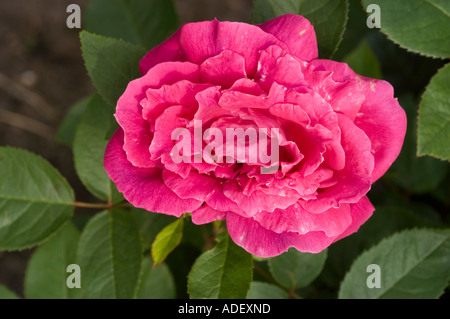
73, 94, 123, 202
252, 0, 349, 58
80, 31, 146, 106
339, 229, 450, 298
0, 284, 19, 299
188, 232, 253, 299
268, 248, 328, 289
135, 257, 176, 299
417, 63, 450, 161
76, 209, 142, 299
246, 282, 289, 299
361, 0, 450, 58
0, 147, 74, 251
151, 218, 184, 266
84, 0, 179, 49
343, 39, 382, 79
24, 223, 80, 299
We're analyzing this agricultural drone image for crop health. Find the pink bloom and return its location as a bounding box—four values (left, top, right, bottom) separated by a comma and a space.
104, 14, 406, 257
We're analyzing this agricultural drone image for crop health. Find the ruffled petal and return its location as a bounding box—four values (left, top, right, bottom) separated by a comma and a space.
104, 129, 202, 216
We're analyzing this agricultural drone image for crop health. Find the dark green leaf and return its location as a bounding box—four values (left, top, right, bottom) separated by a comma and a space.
73, 94, 123, 202
188, 232, 253, 299
80, 31, 146, 106
246, 281, 288, 299
417, 63, 450, 161
84, 0, 179, 49
0, 284, 19, 299
342, 39, 382, 78
339, 228, 450, 299
0, 147, 74, 250
388, 95, 448, 193
361, 0, 450, 58
268, 248, 327, 289
76, 209, 142, 299
56, 96, 90, 147
24, 222, 80, 299
134, 257, 176, 299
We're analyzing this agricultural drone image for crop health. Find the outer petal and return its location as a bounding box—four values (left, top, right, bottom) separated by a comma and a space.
141, 19, 288, 77
226, 213, 334, 257
104, 129, 202, 216
254, 203, 352, 237
258, 14, 318, 62
354, 79, 407, 181
310, 59, 407, 181
191, 205, 226, 225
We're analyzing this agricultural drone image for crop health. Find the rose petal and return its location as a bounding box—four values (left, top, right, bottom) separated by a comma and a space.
258, 14, 318, 62
104, 129, 202, 216
116, 61, 200, 168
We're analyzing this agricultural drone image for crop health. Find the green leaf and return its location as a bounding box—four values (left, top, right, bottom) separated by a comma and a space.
84, 0, 179, 49
417, 63, 450, 161
151, 218, 184, 266
130, 208, 176, 251
268, 248, 327, 289
73, 94, 123, 202
361, 0, 450, 59
24, 222, 80, 299
252, 0, 349, 58
321, 205, 440, 289
80, 31, 146, 106
342, 39, 382, 79
388, 95, 448, 193
246, 282, 288, 299
339, 228, 450, 299
0, 147, 74, 251
187, 232, 253, 299
0, 284, 19, 299
56, 96, 90, 147
76, 209, 142, 299
134, 257, 176, 299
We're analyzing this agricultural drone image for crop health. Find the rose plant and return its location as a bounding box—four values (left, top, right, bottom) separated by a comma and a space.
0, 0, 449, 300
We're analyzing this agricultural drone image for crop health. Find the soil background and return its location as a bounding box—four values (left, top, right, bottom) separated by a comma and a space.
0, 0, 252, 297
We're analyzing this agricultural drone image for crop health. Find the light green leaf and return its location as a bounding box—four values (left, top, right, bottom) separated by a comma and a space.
417, 63, 450, 161
0, 147, 74, 251
388, 95, 448, 193
84, 0, 179, 49
73, 94, 123, 202
151, 218, 184, 266
246, 282, 288, 299
24, 222, 80, 299
131, 208, 176, 251
134, 257, 176, 299
342, 39, 382, 79
268, 248, 327, 289
56, 95, 91, 147
339, 228, 450, 299
361, 0, 450, 58
80, 31, 146, 106
188, 232, 253, 299
252, 0, 349, 58
0, 284, 19, 299
76, 209, 142, 299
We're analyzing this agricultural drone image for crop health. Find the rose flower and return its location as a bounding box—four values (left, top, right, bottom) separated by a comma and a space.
104, 14, 406, 257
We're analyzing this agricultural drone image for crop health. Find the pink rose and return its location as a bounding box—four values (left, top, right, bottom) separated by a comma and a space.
104, 14, 406, 257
